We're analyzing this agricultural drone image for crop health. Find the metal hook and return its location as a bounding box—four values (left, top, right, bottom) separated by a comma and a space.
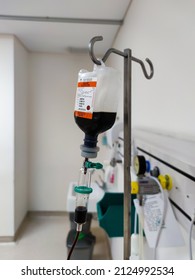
89, 36, 127, 64
132, 57, 154, 79
88, 36, 103, 65
89, 36, 154, 79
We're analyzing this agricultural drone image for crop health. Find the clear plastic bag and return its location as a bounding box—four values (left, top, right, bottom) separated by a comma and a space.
74, 61, 121, 118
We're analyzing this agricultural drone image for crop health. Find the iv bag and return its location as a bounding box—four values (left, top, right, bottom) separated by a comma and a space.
74, 60, 121, 119
74, 61, 121, 157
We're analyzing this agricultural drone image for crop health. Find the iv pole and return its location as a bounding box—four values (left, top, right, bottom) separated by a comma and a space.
89, 36, 154, 260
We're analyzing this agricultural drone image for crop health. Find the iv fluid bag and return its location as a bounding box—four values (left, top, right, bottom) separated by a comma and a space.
74, 61, 121, 115
74, 61, 121, 151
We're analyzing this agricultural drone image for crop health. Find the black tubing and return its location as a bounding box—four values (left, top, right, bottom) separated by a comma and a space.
67, 231, 80, 260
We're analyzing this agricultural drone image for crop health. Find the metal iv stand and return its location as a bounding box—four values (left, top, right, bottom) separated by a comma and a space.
88, 36, 154, 260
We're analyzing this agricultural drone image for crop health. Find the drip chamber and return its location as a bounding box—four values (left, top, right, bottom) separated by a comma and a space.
74, 166, 93, 231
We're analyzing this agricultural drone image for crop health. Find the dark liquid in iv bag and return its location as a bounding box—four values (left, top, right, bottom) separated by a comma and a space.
74, 112, 116, 137
74, 206, 87, 224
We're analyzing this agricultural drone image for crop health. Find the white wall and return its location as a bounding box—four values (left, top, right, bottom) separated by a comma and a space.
0, 35, 14, 236
0, 36, 109, 219
111, 0, 195, 140
14, 37, 29, 232
28, 52, 98, 211
0, 35, 28, 237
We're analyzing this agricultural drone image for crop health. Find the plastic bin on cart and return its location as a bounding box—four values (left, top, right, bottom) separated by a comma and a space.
97, 192, 136, 237
97, 192, 124, 237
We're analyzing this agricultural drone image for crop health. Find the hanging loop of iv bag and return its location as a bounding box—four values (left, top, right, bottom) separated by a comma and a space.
74, 60, 121, 158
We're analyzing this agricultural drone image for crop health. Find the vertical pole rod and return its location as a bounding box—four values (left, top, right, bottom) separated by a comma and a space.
123, 49, 131, 260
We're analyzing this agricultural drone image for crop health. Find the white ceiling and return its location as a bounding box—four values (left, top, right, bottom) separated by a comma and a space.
0, 0, 131, 54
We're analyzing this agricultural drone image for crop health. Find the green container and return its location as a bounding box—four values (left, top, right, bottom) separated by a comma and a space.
97, 193, 137, 238
97, 192, 124, 237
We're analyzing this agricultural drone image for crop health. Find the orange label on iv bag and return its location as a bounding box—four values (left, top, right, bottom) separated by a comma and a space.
74, 77, 97, 119
77, 81, 97, 87
74, 111, 93, 119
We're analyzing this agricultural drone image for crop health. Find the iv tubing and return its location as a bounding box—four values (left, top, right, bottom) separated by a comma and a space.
150, 176, 167, 260
67, 231, 80, 260
189, 213, 195, 260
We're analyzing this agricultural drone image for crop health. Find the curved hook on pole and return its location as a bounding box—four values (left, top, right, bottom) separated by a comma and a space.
88, 36, 103, 65
132, 57, 154, 79
88, 36, 154, 79
89, 36, 126, 64
144, 58, 154, 79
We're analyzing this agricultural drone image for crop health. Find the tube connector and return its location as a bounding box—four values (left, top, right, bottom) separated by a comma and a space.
131, 177, 160, 195
76, 224, 83, 232
84, 161, 103, 170
80, 144, 100, 158
131, 174, 173, 194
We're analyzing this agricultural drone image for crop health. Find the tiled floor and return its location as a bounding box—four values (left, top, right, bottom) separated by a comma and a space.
0, 214, 111, 260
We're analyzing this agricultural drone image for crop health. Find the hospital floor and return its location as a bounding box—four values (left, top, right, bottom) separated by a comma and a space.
0, 213, 111, 260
